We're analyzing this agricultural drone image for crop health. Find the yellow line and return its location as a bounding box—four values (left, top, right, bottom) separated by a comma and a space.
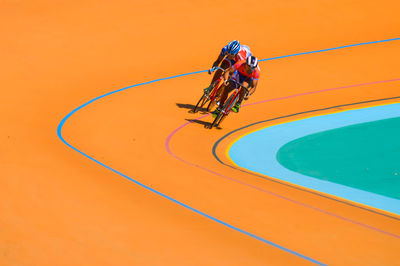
223, 100, 400, 216
226, 100, 400, 161
225, 101, 400, 217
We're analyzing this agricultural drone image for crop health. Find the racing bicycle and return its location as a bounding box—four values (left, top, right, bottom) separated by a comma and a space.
208, 81, 249, 129
193, 56, 228, 113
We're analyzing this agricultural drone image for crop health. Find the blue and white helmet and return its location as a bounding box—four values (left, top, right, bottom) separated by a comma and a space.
227, 40, 240, 55
246, 55, 258, 68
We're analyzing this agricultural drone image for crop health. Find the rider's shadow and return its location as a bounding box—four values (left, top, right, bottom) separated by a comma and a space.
176, 103, 219, 129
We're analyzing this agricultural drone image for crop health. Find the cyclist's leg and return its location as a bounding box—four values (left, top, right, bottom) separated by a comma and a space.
212, 81, 236, 116
238, 80, 250, 100
233, 78, 250, 112
214, 69, 238, 108
221, 71, 240, 105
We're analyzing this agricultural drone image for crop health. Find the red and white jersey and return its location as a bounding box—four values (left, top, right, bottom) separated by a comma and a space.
233, 60, 261, 80
235, 45, 252, 62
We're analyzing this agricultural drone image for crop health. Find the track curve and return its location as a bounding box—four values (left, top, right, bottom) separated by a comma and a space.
4, 1, 400, 265
59, 39, 400, 265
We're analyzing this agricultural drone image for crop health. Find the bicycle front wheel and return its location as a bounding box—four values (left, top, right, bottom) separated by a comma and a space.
216, 93, 239, 128
193, 93, 209, 113
210, 109, 224, 129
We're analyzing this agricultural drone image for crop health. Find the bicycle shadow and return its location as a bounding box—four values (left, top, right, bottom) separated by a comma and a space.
185, 118, 209, 126
176, 103, 208, 114
185, 118, 223, 130
177, 103, 222, 129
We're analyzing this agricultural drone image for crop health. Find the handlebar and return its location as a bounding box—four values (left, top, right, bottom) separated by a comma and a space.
209, 66, 225, 74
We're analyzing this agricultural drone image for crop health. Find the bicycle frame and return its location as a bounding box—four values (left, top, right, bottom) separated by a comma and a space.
208, 82, 249, 129
192, 56, 227, 113
221, 82, 249, 115
207, 66, 225, 100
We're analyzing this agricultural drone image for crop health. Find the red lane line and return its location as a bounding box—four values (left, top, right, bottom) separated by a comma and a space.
165, 78, 400, 239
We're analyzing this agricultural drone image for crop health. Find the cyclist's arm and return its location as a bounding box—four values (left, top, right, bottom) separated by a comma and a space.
211, 54, 225, 68
223, 66, 235, 82
248, 79, 258, 95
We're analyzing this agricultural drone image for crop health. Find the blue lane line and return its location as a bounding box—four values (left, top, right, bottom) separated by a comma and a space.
57, 121, 325, 265
57, 37, 400, 265
259, 37, 400, 61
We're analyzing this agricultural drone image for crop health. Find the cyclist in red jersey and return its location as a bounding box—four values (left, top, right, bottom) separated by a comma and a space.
213, 56, 260, 115
204, 40, 252, 93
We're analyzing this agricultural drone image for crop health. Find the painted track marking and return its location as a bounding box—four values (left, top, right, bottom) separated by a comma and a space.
58, 37, 400, 265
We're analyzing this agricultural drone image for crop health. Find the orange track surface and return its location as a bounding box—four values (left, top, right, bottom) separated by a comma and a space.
2, 1, 400, 265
